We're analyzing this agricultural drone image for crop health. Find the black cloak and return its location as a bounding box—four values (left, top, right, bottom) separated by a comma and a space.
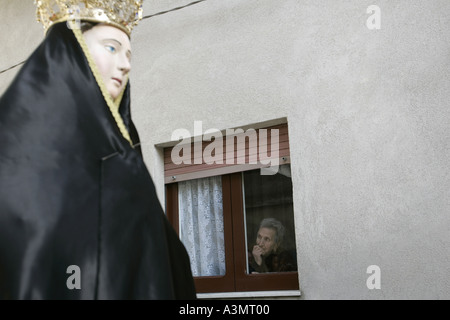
0, 23, 196, 300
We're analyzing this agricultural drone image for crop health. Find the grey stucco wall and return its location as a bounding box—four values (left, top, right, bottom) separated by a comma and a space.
0, 0, 43, 93
1, 0, 449, 299
131, 0, 450, 299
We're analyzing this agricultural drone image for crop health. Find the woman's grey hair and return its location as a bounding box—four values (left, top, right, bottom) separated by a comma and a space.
259, 218, 285, 246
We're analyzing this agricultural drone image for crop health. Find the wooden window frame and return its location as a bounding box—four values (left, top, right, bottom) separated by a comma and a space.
166, 172, 299, 294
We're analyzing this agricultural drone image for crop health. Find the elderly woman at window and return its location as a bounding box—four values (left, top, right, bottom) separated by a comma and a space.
249, 218, 297, 273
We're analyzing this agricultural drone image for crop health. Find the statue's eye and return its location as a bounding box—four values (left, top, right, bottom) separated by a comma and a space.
105, 45, 116, 53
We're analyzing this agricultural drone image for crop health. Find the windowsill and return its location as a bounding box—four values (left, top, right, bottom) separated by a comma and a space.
197, 290, 301, 300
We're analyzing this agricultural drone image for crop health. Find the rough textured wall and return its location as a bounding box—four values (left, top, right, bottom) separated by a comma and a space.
0, 1, 43, 94
131, 0, 450, 299
1, 0, 449, 299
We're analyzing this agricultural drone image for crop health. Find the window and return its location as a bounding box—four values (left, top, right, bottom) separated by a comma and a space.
165, 122, 299, 293
178, 176, 226, 277
243, 165, 297, 275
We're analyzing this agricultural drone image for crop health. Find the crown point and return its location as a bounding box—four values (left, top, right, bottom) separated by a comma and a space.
35, 0, 144, 36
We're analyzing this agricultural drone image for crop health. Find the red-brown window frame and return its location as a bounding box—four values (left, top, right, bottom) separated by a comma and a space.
166, 172, 299, 293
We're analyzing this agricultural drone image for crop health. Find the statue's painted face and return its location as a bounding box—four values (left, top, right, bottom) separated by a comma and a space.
83, 24, 131, 99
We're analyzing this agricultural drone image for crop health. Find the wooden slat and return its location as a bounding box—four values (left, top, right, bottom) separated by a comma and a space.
164, 124, 288, 156
164, 131, 290, 164
165, 148, 291, 176
164, 123, 290, 181
164, 142, 291, 170
165, 157, 291, 184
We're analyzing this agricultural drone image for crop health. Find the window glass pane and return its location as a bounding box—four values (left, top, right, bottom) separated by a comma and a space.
243, 164, 298, 274
178, 176, 226, 277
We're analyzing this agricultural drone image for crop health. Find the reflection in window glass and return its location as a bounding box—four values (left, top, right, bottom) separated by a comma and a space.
243, 165, 297, 274
178, 176, 226, 277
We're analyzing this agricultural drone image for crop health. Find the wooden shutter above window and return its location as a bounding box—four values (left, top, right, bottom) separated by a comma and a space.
164, 123, 290, 184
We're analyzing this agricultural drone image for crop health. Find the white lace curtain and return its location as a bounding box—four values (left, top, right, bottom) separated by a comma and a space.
178, 176, 226, 277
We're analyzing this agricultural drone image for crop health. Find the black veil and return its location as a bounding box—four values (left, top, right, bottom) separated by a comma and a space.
0, 23, 196, 299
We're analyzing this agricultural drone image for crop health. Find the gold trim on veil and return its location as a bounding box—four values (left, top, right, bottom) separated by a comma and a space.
69, 20, 133, 146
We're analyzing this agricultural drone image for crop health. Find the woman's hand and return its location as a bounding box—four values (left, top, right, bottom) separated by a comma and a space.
252, 245, 264, 266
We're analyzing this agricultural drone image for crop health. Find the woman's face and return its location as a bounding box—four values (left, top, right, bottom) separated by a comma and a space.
83, 24, 132, 100
256, 227, 278, 256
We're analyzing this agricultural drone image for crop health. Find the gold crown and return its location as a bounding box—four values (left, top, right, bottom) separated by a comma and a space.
35, 0, 144, 36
